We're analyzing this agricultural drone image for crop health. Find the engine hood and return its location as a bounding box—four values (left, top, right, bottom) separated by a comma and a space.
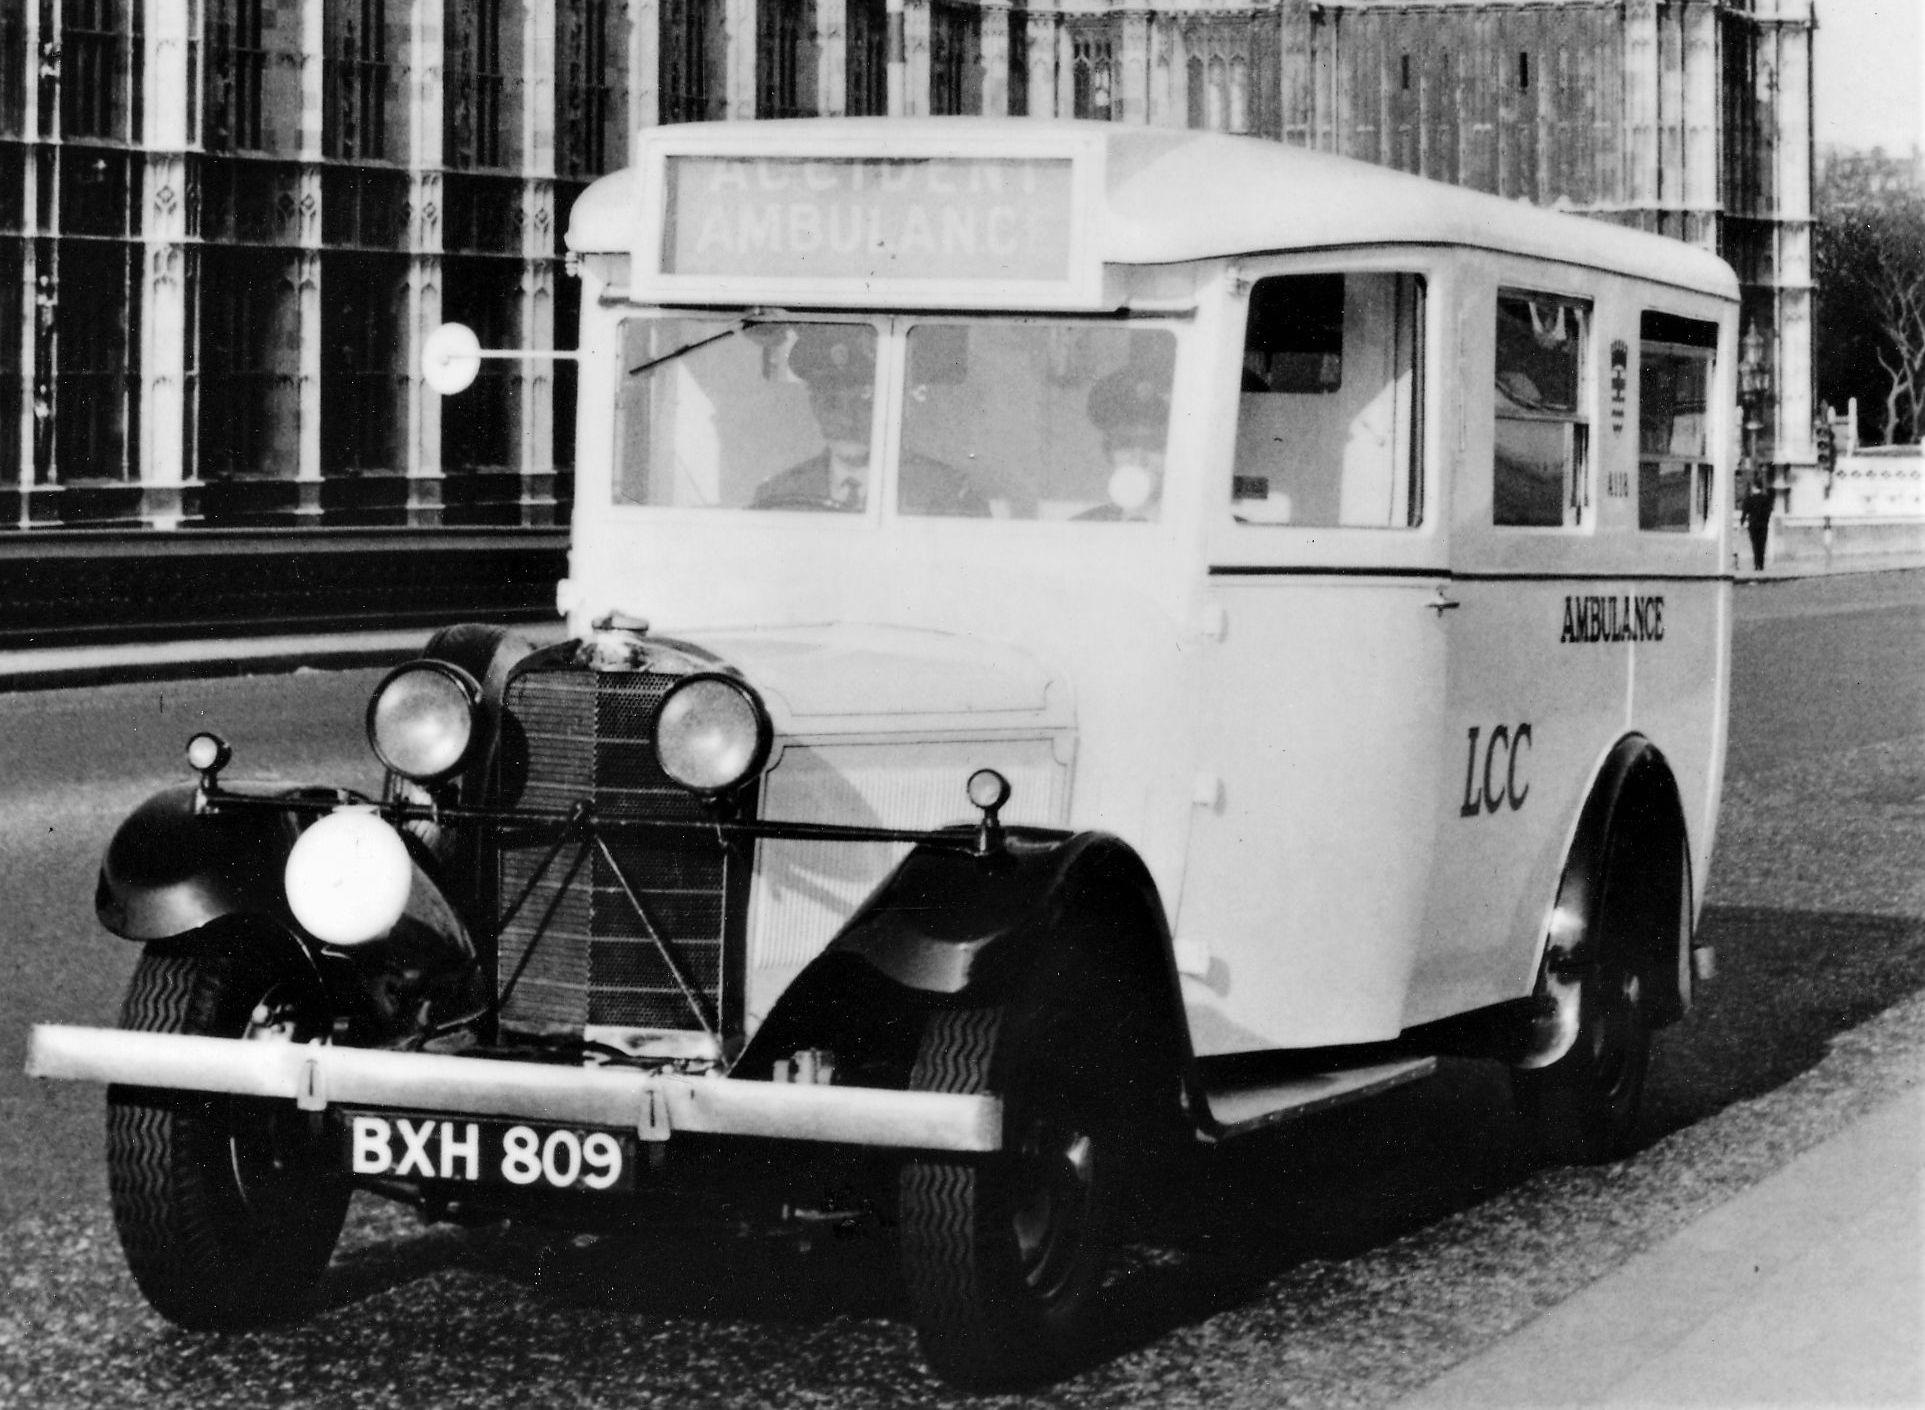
683, 623, 1073, 737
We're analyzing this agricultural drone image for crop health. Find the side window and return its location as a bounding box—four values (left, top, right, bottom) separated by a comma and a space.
1638, 311, 1718, 532
1232, 272, 1425, 528
1494, 291, 1590, 528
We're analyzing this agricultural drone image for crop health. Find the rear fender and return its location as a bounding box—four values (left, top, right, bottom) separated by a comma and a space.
738, 831, 1195, 1093
1520, 735, 1693, 1068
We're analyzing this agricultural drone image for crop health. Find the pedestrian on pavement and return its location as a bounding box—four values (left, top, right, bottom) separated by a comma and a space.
1740, 471, 1774, 572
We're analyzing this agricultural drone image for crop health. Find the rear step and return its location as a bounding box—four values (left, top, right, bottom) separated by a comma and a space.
1202, 1056, 1436, 1137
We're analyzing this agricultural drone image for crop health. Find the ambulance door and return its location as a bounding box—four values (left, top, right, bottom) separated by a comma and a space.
1408, 277, 1628, 1026
1177, 264, 1449, 1055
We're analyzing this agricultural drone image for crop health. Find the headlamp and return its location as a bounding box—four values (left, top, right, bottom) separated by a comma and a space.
654, 674, 771, 796
285, 807, 413, 947
366, 661, 482, 782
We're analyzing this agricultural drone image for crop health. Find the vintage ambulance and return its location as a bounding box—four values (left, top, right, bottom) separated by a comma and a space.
29, 118, 1735, 1388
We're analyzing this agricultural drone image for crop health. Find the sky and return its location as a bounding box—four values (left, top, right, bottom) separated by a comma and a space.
1812, 0, 1924, 152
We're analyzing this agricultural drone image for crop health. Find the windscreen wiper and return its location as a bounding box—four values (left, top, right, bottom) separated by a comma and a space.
625, 319, 762, 378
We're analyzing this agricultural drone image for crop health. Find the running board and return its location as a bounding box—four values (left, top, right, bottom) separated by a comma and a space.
1202, 1056, 1436, 1138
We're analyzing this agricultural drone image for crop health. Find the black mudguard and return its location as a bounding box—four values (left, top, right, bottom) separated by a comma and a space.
1527, 735, 1692, 1053
96, 785, 306, 941
832, 830, 1170, 996
738, 829, 1192, 1083
96, 785, 475, 965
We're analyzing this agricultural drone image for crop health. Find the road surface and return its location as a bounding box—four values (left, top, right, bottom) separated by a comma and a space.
2, 573, 1921, 1407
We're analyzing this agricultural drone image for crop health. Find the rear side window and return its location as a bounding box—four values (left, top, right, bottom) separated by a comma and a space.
1231, 271, 1425, 528
1493, 291, 1590, 528
1638, 312, 1718, 532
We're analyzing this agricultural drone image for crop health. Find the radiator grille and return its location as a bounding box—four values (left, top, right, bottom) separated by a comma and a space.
495, 668, 737, 1037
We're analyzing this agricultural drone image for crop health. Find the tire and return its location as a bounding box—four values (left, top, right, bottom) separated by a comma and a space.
898, 975, 1154, 1390
1512, 827, 1666, 1165
106, 933, 350, 1330
1513, 956, 1651, 1164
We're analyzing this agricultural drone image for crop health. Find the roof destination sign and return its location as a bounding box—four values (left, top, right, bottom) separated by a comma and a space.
666, 156, 1074, 281
641, 137, 1104, 307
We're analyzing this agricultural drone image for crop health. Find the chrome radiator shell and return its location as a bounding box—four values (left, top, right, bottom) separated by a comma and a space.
493, 666, 745, 1038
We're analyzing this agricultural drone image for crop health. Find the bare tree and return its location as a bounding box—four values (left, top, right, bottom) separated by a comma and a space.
1816, 149, 1925, 445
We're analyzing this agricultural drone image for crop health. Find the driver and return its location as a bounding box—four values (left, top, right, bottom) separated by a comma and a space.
751, 328, 986, 516
1078, 360, 1172, 521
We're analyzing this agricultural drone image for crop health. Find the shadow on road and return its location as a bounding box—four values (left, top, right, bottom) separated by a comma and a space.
206, 902, 1925, 1398
1644, 904, 1925, 1140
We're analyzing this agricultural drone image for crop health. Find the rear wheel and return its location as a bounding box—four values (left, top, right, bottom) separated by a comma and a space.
106, 933, 349, 1329
898, 972, 1160, 1389
1512, 826, 1673, 1164
1513, 953, 1651, 1164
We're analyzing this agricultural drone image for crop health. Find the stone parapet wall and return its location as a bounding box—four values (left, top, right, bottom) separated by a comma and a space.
1766, 452, 1925, 565
1768, 516, 1925, 566
1787, 453, 1925, 521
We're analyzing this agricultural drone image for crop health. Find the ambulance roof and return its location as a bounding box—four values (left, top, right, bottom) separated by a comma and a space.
567, 117, 1738, 300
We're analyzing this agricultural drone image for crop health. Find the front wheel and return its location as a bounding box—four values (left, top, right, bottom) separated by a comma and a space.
106, 932, 350, 1329
897, 987, 1149, 1390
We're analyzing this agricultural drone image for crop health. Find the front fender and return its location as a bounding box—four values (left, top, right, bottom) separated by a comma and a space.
739, 830, 1187, 1080
96, 786, 304, 941
96, 786, 475, 964
830, 830, 1158, 996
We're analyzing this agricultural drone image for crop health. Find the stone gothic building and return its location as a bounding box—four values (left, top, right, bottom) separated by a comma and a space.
1, 0, 1812, 532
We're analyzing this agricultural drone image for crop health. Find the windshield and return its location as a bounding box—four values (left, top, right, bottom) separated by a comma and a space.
614, 317, 1177, 522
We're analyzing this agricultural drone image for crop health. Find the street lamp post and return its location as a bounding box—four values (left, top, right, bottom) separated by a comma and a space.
1738, 321, 1774, 506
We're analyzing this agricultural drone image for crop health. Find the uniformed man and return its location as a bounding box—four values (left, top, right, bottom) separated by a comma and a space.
751, 327, 986, 516
1079, 358, 1172, 521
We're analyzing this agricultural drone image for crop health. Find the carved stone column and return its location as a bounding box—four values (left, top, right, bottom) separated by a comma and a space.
1621, 0, 1659, 231
521, 0, 558, 526
1312, 3, 1338, 153
980, 1, 1008, 117
1768, 0, 1815, 471
901, 0, 929, 117
1144, 14, 1177, 130
1117, 6, 1149, 124
407, 0, 446, 524
295, 0, 326, 520
138, 4, 192, 528
886, 0, 908, 116
816, 0, 845, 117
1681, 0, 1719, 251
1655, 0, 1683, 236
1053, 7, 1073, 119
726, 0, 757, 119
1026, 4, 1056, 119
632, 0, 660, 128
8, 4, 40, 518
1278, 0, 1312, 148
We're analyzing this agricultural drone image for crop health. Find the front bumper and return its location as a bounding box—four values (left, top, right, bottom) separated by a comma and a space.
25, 1024, 1001, 1153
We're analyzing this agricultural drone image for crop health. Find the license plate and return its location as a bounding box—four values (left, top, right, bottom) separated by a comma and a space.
342, 1112, 636, 1193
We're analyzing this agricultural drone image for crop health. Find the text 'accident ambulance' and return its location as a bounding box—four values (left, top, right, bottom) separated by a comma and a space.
29, 118, 1735, 1389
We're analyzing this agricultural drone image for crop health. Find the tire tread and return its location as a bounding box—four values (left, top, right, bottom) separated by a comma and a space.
105, 942, 347, 1330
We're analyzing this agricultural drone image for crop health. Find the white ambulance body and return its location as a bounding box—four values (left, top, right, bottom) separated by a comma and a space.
560, 118, 1732, 1062
31, 118, 1735, 1390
